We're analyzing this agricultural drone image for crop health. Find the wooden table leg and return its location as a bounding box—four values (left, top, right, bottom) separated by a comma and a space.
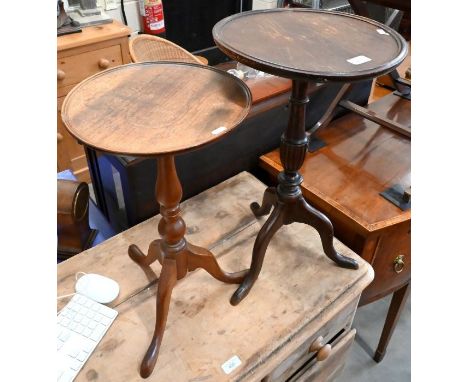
128, 154, 247, 377
231, 80, 359, 306
374, 282, 410, 362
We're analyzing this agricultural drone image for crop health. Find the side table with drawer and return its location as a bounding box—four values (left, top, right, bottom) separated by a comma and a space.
260, 92, 410, 362
57, 21, 132, 182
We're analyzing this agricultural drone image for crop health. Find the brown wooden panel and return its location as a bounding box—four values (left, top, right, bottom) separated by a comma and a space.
261, 93, 410, 232
360, 221, 411, 303
58, 20, 131, 52
62, 62, 251, 157
259, 92, 410, 307
213, 9, 407, 82
57, 44, 123, 89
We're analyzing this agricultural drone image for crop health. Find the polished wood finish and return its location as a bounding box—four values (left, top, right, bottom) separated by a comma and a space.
57, 179, 97, 259
213, 9, 407, 82
61, 62, 251, 378
231, 80, 358, 305
347, 0, 411, 96
264, 95, 410, 232
127, 155, 246, 377
348, 0, 410, 40
214, 9, 406, 305
261, 92, 410, 361
57, 172, 374, 382
62, 63, 251, 157
57, 20, 132, 181
339, 99, 410, 138
261, 93, 410, 283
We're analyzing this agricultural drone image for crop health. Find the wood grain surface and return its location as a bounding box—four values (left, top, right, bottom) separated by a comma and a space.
57, 172, 373, 382
61, 62, 251, 156
57, 172, 265, 311
260, 93, 410, 233
58, 20, 131, 52
213, 9, 407, 82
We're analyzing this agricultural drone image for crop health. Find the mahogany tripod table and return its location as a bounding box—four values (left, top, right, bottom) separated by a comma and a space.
213, 9, 407, 305
61, 62, 252, 378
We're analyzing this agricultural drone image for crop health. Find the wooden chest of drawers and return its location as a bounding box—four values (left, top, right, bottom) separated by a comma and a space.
57, 21, 132, 182
57, 172, 373, 381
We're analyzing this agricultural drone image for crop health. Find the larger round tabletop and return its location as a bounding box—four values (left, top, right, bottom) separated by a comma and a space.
213, 9, 407, 82
62, 62, 252, 157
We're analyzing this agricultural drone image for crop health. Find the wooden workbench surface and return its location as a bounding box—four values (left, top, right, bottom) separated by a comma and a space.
57, 172, 373, 381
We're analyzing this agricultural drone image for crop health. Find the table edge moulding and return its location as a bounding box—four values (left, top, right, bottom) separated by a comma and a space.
213, 8, 408, 82
212, 8, 407, 306
61, 61, 252, 378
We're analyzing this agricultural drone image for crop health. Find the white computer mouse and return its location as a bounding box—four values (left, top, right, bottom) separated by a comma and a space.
75, 273, 120, 304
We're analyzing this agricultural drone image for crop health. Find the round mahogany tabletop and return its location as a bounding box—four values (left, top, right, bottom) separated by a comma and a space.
213, 9, 407, 82
62, 62, 252, 157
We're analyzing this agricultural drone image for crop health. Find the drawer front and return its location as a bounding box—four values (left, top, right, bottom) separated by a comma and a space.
57, 45, 123, 89
265, 298, 358, 382
361, 221, 411, 303
290, 329, 356, 382
57, 96, 90, 182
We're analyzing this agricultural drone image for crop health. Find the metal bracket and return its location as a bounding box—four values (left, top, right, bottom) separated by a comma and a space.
393, 90, 411, 100
307, 136, 327, 152
380, 184, 411, 211
339, 100, 410, 138
307, 83, 351, 152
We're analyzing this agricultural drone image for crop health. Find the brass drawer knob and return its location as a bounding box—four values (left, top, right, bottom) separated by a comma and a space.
57, 69, 66, 81
393, 255, 405, 273
309, 336, 332, 362
98, 58, 110, 69
57, 132, 63, 142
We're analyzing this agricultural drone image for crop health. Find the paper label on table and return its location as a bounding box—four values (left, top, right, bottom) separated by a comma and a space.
376, 28, 389, 35
221, 355, 242, 374
347, 55, 372, 65
211, 126, 227, 135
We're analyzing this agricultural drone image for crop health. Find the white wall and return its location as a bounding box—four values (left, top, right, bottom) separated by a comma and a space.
103, 0, 141, 36
252, 0, 278, 10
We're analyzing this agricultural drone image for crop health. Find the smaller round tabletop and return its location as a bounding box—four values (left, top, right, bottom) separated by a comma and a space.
213, 9, 407, 82
62, 62, 252, 157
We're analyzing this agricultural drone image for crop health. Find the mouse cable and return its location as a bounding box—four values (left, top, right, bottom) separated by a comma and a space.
57, 272, 88, 300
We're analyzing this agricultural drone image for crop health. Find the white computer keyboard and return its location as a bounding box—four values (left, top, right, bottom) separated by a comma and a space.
57, 294, 118, 382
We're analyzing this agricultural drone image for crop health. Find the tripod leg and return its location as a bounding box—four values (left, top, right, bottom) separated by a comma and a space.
294, 197, 358, 269
139, 257, 178, 378
251, 186, 277, 217
230, 204, 286, 306
128, 240, 162, 266
186, 243, 247, 284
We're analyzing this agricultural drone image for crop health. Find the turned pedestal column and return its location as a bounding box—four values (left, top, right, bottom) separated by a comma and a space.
61, 62, 252, 377
128, 155, 246, 377
231, 79, 358, 305
213, 8, 407, 304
